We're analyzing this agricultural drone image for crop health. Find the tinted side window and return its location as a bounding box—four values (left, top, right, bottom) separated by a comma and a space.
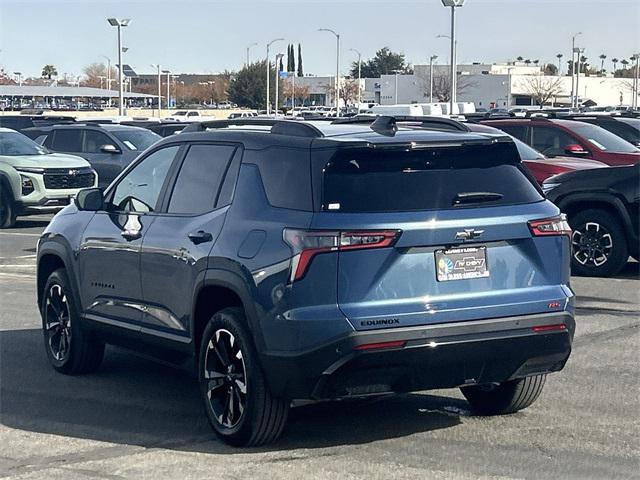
84, 130, 114, 153
51, 129, 82, 152
531, 126, 577, 156
495, 124, 527, 142
110, 145, 179, 213
167, 144, 236, 214
253, 147, 312, 211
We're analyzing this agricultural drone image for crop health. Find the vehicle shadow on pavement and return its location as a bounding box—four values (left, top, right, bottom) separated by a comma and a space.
0, 328, 464, 452
614, 260, 640, 280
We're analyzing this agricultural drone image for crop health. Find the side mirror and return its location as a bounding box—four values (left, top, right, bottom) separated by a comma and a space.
100, 144, 120, 154
75, 188, 104, 211
564, 144, 589, 156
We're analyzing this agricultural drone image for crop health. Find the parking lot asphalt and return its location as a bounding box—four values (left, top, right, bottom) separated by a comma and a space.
1, 215, 638, 480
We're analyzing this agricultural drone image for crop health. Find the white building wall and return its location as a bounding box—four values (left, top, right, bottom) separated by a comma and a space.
365, 72, 638, 108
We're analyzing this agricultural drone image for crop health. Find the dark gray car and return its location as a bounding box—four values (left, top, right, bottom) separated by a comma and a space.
25, 124, 161, 188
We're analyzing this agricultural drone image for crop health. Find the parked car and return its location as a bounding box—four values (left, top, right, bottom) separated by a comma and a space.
467, 123, 608, 183
145, 122, 190, 137
559, 115, 640, 148
544, 164, 639, 277
482, 117, 640, 166
0, 115, 76, 134
0, 128, 96, 228
165, 110, 216, 122
37, 117, 574, 446
228, 112, 258, 119
24, 124, 161, 188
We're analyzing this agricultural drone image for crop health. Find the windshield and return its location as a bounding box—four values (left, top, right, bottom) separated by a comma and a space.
173, 111, 187, 116
112, 129, 161, 151
0, 131, 48, 156
568, 123, 640, 153
512, 137, 544, 160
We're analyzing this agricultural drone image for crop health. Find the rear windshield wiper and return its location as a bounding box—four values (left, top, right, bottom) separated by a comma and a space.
453, 191, 504, 206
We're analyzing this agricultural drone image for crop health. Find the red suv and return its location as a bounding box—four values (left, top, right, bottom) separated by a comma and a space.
482, 118, 640, 166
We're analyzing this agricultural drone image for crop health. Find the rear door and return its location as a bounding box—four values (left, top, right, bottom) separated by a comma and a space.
312, 141, 572, 331
139, 143, 241, 339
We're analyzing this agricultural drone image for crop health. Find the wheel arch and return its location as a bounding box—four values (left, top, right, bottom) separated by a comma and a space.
37, 242, 81, 313
557, 193, 633, 239
191, 268, 262, 359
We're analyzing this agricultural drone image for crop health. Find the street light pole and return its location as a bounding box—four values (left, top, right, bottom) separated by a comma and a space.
441, 1, 465, 114
575, 47, 584, 109
570, 32, 582, 108
164, 70, 171, 109
101, 55, 112, 106
394, 70, 399, 104
266, 38, 284, 115
107, 18, 130, 116
350, 48, 362, 109
151, 64, 162, 117
318, 29, 340, 113
429, 55, 438, 103
275, 53, 284, 115
246, 42, 257, 67
633, 53, 640, 109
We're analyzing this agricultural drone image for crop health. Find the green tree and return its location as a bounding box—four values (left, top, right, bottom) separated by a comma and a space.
297, 43, 304, 77
349, 47, 412, 78
41, 64, 58, 79
287, 44, 295, 73
228, 60, 275, 109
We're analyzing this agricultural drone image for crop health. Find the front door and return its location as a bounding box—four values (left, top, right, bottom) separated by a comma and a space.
78, 144, 181, 329
139, 143, 240, 339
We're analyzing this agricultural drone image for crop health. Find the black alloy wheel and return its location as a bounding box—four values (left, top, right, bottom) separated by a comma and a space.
203, 328, 248, 429
44, 283, 72, 362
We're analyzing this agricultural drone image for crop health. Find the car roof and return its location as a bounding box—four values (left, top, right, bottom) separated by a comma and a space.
0, 127, 20, 133
158, 118, 508, 151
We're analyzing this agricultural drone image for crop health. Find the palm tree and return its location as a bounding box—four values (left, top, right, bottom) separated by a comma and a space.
599, 54, 607, 74
556, 53, 563, 73
516, 56, 524, 62
41, 64, 58, 80
524, 59, 531, 66
611, 57, 619, 72
621, 59, 629, 69
533, 59, 540, 67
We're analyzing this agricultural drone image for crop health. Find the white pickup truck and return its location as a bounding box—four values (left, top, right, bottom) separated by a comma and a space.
165, 110, 216, 122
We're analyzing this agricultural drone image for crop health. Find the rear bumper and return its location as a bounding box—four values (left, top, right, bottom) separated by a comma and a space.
260, 311, 574, 400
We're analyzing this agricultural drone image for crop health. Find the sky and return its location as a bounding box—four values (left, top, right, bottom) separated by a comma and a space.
0, 0, 639, 79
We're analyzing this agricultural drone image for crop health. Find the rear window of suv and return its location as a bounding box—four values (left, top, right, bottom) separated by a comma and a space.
322, 142, 543, 213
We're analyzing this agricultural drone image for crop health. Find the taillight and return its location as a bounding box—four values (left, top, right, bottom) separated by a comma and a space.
528, 214, 571, 237
283, 229, 400, 282
353, 340, 406, 351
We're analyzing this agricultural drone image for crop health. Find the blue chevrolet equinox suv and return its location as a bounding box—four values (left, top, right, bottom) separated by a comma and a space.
36, 117, 575, 446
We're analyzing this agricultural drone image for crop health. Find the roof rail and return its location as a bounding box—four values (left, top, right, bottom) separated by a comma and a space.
181, 118, 324, 138
332, 115, 471, 132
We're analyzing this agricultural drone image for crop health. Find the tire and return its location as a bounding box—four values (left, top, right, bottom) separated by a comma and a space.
0, 183, 17, 229
569, 209, 628, 277
461, 374, 546, 415
199, 307, 288, 447
41, 268, 105, 375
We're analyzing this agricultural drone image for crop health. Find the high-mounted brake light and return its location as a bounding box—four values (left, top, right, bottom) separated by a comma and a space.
528, 214, 571, 237
283, 229, 401, 282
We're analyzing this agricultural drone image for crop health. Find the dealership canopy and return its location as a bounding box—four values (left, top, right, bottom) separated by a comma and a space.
0, 85, 157, 99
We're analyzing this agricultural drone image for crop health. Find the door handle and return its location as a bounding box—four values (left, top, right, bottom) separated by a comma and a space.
188, 230, 213, 245
121, 230, 142, 241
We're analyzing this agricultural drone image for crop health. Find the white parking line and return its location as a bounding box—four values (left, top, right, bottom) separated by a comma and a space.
0, 232, 41, 237
0, 255, 37, 259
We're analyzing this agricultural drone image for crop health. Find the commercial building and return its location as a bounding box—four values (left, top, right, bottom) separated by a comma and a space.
370, 63, 639, 108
